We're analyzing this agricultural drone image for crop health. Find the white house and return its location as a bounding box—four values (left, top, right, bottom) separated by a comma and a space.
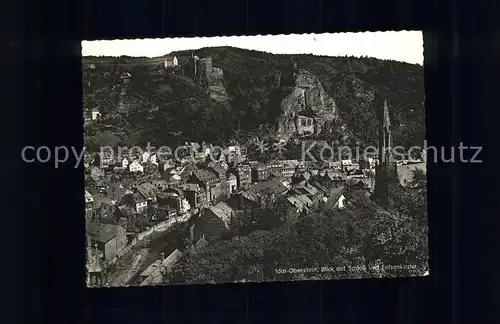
170, 174, 181, 182
164, 56, 179, 68
180, 198, 191, 214
324, 161, 341, 169
85, 190, 94, 206
91, 109, 101, 121
325, 189, 346, 210
341, 159, 352, 166
132, 193, 148, 213
150, 154, 158, 165
121, 158, 129, 168
129, 160, 144, 173
142, 151, 150, 163
163, 159, 175, 171
335, 195, 346, 209
84, 190, 94, 218
227, 174, 238, 194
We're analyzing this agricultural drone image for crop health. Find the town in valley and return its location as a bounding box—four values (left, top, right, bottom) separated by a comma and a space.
83, 33, 428, 287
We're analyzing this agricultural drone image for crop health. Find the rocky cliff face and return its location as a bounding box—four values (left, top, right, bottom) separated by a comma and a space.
83, 48, 425, 150
206, 66, 230, 102
277, 69, 338, 139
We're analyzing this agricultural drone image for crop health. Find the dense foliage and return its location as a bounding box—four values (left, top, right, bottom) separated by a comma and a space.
83, 47, 424, 151
168, 169, 428, 284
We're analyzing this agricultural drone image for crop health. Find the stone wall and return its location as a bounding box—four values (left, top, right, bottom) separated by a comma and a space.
197, 57, 213, 76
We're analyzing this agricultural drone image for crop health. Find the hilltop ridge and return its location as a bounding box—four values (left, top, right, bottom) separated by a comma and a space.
83, 46, 425, 150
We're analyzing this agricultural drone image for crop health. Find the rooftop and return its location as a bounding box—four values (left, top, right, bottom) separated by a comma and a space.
294, 182, 319, 196
133, 192, 147, 203
242, 177, 288, 202
181, 183, 200, 192
208, 202, 235, 226
85, 190, 93, 200
295, 194, 314, 207
286, 196, 306, 210
192, 169, 218, 183
137, 182, 157, 199
92, 194, 114, 209
140, 249, 182, 286
86, 222, 124, 243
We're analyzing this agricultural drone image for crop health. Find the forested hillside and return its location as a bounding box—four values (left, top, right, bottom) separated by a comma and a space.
167, 169, 428, 284
83, 47, 425, 151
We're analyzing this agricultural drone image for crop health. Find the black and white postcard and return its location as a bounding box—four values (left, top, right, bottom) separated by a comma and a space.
82, 31, 428, 287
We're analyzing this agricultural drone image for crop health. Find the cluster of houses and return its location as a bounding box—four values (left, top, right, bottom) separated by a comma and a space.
83, 93, 429, 286
188, 158, 376, 246
84, 140, 380, 286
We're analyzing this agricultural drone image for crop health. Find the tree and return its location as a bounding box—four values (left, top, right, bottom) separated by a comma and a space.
168, 222, 190, 250
163, 167, 428, 283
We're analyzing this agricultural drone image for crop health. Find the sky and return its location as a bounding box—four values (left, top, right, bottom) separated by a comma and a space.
82, 31, 423, 65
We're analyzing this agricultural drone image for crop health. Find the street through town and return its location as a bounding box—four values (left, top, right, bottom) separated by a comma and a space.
105, 213, 196, 287
127, 221, 191, 286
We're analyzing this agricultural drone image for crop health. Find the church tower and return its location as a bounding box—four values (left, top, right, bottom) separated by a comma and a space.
380, 100, 394, 163
291, 57, 298, 79
373, 99, 399, 207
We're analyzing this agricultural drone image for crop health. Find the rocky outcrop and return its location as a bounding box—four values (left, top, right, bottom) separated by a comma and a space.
206, 66, 230, 102
273, 70, 282, 89
276, 69, 338, 139
195, 57, 230, 102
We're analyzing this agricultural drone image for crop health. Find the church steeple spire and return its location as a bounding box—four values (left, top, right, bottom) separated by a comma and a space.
383, 100, 391, 129
379, 100, 393, 163
373, 98, 399, 208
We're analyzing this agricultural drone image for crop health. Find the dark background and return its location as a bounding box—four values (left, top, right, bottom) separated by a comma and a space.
4, 0, 499, 322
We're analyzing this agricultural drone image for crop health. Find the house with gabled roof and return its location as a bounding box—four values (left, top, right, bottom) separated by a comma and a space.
193, 202, 236, 242
292, 170, 312, 185
129, 160, 144, 173
346, 178, 373, 192
85, 190, 94, 210
189, 169, 222, 203
92, 194, 115, 221
137, 182, 157, 204
164, 56, 179, 68
120, 192, 148, 213
323, 187, 346, 210
293, 181, 324, 204
252, 163, 270, 182
181, 183, 207, 209
158, 188, 191, 215
285, 195, 311, 224
227, 177, 288, 211
86, 222, 127, 262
